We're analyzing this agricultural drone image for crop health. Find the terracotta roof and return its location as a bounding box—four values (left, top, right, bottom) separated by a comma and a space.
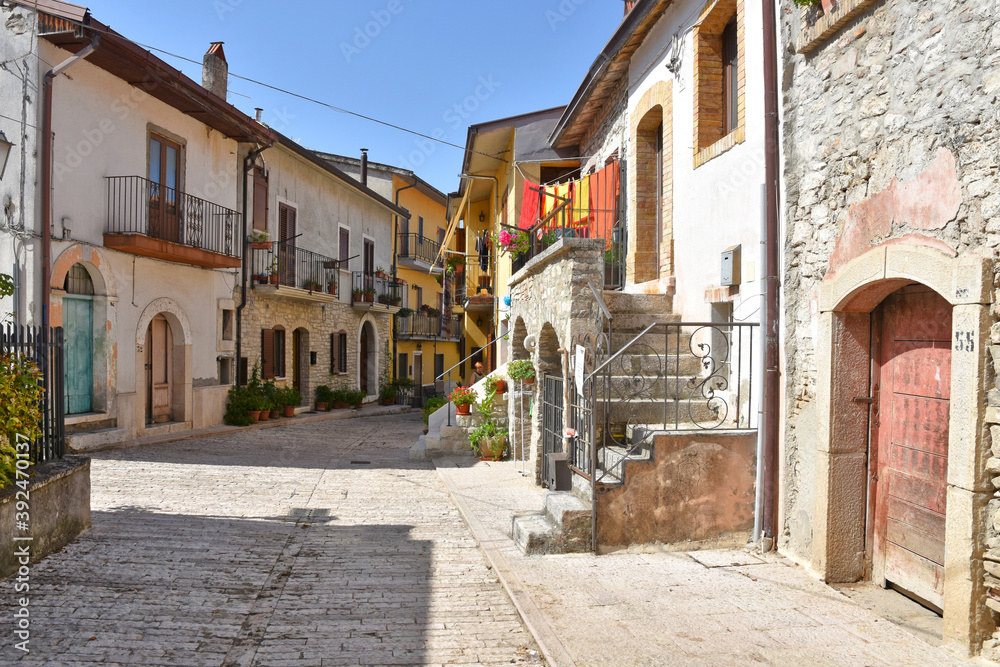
549, 0, 674, 148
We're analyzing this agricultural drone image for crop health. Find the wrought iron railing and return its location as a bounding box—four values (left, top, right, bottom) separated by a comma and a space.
397, 313, 462, 339
584, 321, 759, 484
351, 272, 403, 306
106, 176, 240, 258
1, 324, 65, 463
397, 233, 442, 266
464, 255, 495, 305
249, 242, 340, 295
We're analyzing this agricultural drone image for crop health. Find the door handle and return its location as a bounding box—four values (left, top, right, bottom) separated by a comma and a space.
853, 396, 874, 405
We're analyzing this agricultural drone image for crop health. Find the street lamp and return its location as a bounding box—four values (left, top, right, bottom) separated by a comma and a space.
0, 131, 13, 181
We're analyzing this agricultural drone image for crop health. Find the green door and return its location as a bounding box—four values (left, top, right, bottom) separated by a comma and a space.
63, 295, 94, 414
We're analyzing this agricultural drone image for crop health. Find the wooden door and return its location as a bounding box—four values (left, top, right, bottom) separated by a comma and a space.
292, 330, 302, 394
873, 285, 951, 610
63, 296, 93, 414
413, 354, 423, 395
359, 330, 369, 394
147, 315, 172, 424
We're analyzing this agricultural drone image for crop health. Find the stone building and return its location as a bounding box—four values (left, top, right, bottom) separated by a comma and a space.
778, 0, 1000, 655
240, 136, 406, 404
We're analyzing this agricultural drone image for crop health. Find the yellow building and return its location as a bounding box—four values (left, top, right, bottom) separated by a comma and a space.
442, 108, 588, 369
318, 153, 463, 401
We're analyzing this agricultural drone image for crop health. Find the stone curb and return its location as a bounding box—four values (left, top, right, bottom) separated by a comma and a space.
82, 405, 413, 453
433, 457, 576, 667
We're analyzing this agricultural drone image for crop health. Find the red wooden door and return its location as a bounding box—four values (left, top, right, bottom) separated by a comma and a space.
873, 285, 951, 610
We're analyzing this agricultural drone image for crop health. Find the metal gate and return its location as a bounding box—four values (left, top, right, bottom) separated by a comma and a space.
540, 373, 564, 487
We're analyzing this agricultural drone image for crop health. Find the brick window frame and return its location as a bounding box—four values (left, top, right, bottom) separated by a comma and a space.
692, 0, 745, 168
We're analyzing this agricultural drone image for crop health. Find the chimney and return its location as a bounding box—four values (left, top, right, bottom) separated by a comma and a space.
624, 0, 637, 16
202, 42, 228, 101
255, 108, 263, 122
360, 148, 369, 186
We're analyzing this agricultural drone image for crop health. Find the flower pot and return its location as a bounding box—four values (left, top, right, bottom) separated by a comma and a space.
328, 285, 338, 295
333, 401, 350, 410
494, 379, 507, 393
251, 241, 271, 250
283, 405, 296, 418
422, 428, 429, 435
255, 275, 268, 285
456, 403, 472, 415
258, 410, 270, 421
269, 274, 278, 285
522, 376, 535, 385
249, 410, 262, 422
364, 294, 374, 302
269, 409, 280, 419
316, 401, 328, 412
479, 436, 505, 461
381, 398, 395, 406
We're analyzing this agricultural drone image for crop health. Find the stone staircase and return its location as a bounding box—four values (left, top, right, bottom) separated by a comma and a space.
409, 373, 509, 461
510, 491, 592, 555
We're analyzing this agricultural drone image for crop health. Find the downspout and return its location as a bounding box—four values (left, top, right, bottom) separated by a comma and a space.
392, 179, 417, 382
235, 145, 267, 387
761, 0, 781, 551
40, 37, 101, 330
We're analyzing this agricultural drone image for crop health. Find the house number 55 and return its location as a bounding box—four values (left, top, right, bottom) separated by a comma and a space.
954, 331, 975, 352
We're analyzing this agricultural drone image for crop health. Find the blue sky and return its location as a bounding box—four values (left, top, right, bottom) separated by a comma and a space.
84, 0, 626, 193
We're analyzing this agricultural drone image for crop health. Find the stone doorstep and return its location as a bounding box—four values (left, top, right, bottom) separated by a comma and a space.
510, 491, 593, 556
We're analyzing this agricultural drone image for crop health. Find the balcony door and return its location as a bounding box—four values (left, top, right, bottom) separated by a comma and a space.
363, 238, 375, 291
278, 204, 297, 287
149, 134, 181, 244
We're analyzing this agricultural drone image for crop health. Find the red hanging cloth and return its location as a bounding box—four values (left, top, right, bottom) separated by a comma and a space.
519, 178, 541, 230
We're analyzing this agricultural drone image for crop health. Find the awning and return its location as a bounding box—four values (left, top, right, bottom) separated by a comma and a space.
434, 184, 472, 269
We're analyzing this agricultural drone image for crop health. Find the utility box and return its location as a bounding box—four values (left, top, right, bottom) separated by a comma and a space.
546, 453, 572, 491
721, 245, 741, 286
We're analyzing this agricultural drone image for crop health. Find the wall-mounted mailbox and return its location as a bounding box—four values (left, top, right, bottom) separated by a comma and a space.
721, 245, 741, 286
310, 351, 318, 365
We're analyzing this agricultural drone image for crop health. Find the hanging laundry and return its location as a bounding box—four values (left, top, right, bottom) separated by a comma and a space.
477, 231, 490, 271
554, 182, 571, 229
519, 179, 541, 230
590, 161, 620, 239
570, 175, 591, 230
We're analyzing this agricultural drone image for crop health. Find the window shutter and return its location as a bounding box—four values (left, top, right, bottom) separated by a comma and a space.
274, 329, 286, 378
338, 332, 348, 373
261, 329, 275, 379
253, 170, 268, 231
339, 228, 350, 266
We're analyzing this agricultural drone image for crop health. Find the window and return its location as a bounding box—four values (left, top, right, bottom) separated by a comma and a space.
363, 238, 375, 275
722, 17, 738, 135
261, 327, 286, 379
219, 357, 233, 385
414, 286, 423, 310
332, 331, 348, 374
64, 264, 94, 295
434, 354, 444, 382
418, 215, 424, 238
398, 352, 408, 380
222, 309, 234, 341
339, 228, 350, 268
253, 166, 268, 231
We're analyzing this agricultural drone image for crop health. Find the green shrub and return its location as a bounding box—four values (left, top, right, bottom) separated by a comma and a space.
421, 397, 446, 425
316, 385, 335, 403
224, 386, 254, 426
331, 387, 351, 404
348, 389, 366, 406
0, 354, 44, 487
281, 386, 301, 407
507, 359, 536, 382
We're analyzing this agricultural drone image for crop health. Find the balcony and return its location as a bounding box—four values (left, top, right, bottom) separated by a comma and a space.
104, 176, 241, 269
249, 242, 340, 302
464, 256, 495, 313
351, 272, 403, 314
397, 233, 443, 271
397, 313, 463, 341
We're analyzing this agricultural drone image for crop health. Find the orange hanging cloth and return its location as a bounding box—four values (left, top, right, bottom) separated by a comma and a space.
590, 162, 620, 240
570, 175, 591, 231
519, 179, 541, 230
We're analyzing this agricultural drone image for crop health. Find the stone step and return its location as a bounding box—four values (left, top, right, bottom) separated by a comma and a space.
598, 351, 703, 376
67, 427, 129, 453
595, 398, 724, 428
511, 512, 557, 555
610, 329, 694, 352
594, 375, 710, 401
510, 491, 592, 555
610, 313, 681, 335
598, 444, 652, 478
603, 291, 674, 315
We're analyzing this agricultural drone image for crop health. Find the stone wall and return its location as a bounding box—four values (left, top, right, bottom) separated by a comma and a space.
508, 238, 605, 484
780, 0, 1000, 654
242, 290, 390, 402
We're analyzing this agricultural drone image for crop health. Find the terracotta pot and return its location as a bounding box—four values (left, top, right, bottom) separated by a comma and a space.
283, 405, 296, 418
456, 403, 472, 415
315, 401, 328, 412
251, 241, 271, 250
422, 428, 429, 435
249, 410, 262, 422
522, 376, 535, 385
494, 379, 507, 393
328, 285, 338, 295
258, 410, 270, 422
381, 398, 395, 405
269, 409, 280, 419
333, 401, 350, 410
269, 274, 278, 285
364, 294, 374, 302
478, 436, 505, 461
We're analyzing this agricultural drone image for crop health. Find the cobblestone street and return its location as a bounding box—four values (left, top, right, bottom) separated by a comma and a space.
0, 413, 538, 666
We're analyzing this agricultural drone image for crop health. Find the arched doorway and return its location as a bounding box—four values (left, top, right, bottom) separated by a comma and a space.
146, 314, 173, 424
63, 264, 94, 414
871, 284, 951, 610
359, 321, 377, 395
293, 328, 309, 404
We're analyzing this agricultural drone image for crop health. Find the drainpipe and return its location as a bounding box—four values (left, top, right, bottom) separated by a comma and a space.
761, 0, 781, 551
40, 37, 101, 330
235, 145, 267, 386
392, 178, 417, 382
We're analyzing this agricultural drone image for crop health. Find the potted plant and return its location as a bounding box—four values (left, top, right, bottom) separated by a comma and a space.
327, 279, 338, 296
421, 397, 447, 435
396, 307, 414, 319
281, 386, 301, 417
269, 257, 279, 285
349, 389, 366, 409
507, 359, 536, 385
352, 287, 364, 303
469, 421, 507, 461
485, 374, 506, 395
316, 385, 334, 412
379, 384, 397, 406
364, 287, 376, 302
263, 379, 281, 419
449, 386, 476, 415
224, 385, 255, 426
305, 279, 322, 292
249, 230, 271, 250
375, 265, 387, 279
331, 388, 348, 409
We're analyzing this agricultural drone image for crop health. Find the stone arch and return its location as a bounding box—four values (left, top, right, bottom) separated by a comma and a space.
511, 317, 529, 362
629, 80, 673, 284
811, 242, 991, 651
51, 244, 117, 299
536, 322, 563, 377
135, 298, 193, 428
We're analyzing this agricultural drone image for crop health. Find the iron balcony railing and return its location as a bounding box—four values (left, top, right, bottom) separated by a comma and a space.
397, 233, 442, 267
106, 175, 240, 258
397, 313, 462, 339
249, 242, 341, 295
351, 272, 403, 306
576, 321, 759, 485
